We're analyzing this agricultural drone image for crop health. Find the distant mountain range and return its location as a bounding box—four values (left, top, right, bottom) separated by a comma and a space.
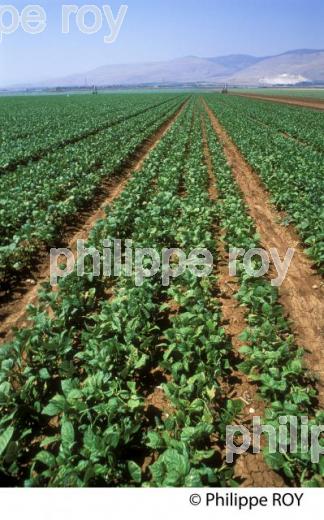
14, 49, 324, 89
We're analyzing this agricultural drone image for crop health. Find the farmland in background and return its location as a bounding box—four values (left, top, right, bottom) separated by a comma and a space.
232, 88, 324, 100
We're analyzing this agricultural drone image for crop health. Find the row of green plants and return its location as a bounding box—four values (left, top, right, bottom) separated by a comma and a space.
144, 104, 241, 487
82, 101, 241, 487
203, 109, 324, 486
0, 100, 244, 487
0, 96, 186, 283
204, 94, 324, 272
0, 93, 180, 174
0, 100, 199, 486
231, 94, 324, 150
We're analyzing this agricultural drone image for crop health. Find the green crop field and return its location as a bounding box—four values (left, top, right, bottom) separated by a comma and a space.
204, 94, 324, 270
0, 93, 186, 281
0, 92, 323, 488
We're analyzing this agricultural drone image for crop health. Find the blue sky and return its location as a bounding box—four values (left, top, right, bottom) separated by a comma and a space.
0, 0, 323, 86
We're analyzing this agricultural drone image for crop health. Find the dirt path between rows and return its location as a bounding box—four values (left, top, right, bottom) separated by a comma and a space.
0, 102, 187, 343
233, 93, 324, 111
201, 116, 285, 487
203, 99, 324, 407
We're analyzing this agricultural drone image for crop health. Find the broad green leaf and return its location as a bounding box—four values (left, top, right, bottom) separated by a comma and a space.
0, 427, 14, 457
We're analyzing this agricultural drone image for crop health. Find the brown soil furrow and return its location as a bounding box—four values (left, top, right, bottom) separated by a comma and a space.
0, 101, 187, 343
233, 93, 324, 111
217, 242, 285, 487
203, 99, 324, 407
201, 116, 285, 487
